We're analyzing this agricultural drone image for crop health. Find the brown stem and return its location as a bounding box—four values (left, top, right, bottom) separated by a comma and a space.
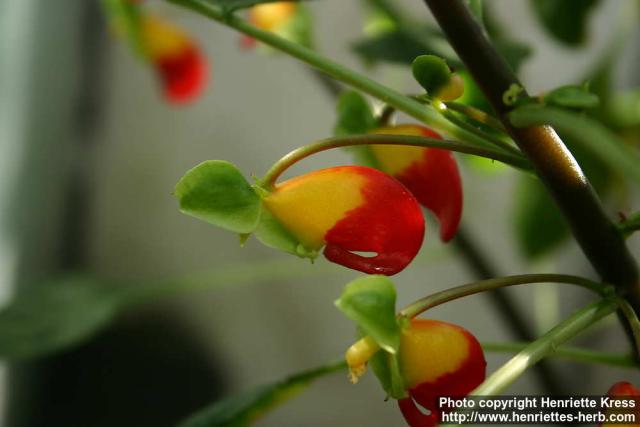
423, 0, 640, 311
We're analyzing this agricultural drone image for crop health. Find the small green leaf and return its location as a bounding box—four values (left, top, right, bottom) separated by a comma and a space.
509, 105, 640, 185
0, 277, 129, 360
544, 85, 600, 109
411, 55, 452, 96
530, 0, 600, 46
178, 360, 346, 427
276, 3, 313, 48
335, 276, 400, 353
175, 160, 262, 234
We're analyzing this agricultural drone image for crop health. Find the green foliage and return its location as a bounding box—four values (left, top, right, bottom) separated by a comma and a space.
411, 55, 452, 96
335, 275, 400, 353
178, 360, 346, 427
514, 176, 570, 259
368, 347, 406, 399
175, 160, 262, 234
253, 209, 312, 258
530, 0, 600, 46
544, 85, 600, 110
0, 277, 129, 360
334, 91, 376, 136
353, 28, 456, 67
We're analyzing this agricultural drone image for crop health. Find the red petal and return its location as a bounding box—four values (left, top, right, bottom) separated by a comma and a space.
323, 167, 425, 275
156, 45, 209, 104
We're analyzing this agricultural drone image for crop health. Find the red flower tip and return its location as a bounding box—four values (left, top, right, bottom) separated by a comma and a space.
263, 166, 425, 275
372, 125, 463, 242
601, 382, 640, 427
398, 319, 486, 427
140, 16, 209, 104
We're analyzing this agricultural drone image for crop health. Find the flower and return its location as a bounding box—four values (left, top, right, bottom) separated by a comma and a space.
601, 382, 640, 427
261, 166, 425, 275
139, 15, 208, 103
371, 125, 463, 242
397, 319, 486, 427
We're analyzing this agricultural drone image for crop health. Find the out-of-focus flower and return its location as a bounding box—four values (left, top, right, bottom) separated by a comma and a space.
242, 2, 298, 47
261, 166, 425, 275
371, 125, 463, 242
139, 15, 208, 103
601, 382, 640, 427
397, 319, 486, 427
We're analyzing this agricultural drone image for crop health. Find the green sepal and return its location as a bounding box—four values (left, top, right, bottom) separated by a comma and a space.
544, 85, 600, 110
411, 55, 452, 97
253, 209, 317, 260
175, 160, 262, 234
368, 346, 407, 399
335, 275, 401, 354
334, 91, 377, 136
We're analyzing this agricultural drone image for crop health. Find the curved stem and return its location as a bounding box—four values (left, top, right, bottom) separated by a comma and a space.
166, 0, 516, 156
400, 274, 610, 319
482, 341, 637, 368
616, 297, 640, 356
260, 134, 530, 188
467, 300, 618, 398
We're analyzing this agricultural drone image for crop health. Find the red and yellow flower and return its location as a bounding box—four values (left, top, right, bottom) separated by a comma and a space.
262, 166, 425, 275
397, 319, 486, 427
371, 125, 463, 242
139, 15, 208, 103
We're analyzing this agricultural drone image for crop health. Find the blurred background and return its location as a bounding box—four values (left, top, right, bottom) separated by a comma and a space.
1, 0, 639, 426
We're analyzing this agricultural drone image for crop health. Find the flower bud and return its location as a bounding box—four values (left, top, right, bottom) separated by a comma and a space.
371, 125, 463, 242
601, 382, 640, 427
398, 319, 486, 427
262, 166, 425, 275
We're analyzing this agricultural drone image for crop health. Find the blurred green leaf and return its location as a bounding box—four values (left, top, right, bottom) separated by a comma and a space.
412, 55, 452, 96
491, 38, 532, 73
0, 277, 129, 360
509, 105, 640, 184
178, 360, 346, 427
530, 0, 600, 46
175, 160, 262, 234
514, 176, 570, 258
334, 91, 376, 136
544, 85, 600, 109
352, 28, 456, 67
607, 90, 640, 129
335, 275, 400, 353
276, 3, 313, 48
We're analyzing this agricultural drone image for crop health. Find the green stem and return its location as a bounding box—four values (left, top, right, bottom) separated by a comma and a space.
440, 107, 518, 155
618, 212, 640, 237
166, 0, 514, 155
399, 274, 609, 319
483, 341, 637, 368
259, 134, 529, 189
423, 0, 640, 316
469, 300, 617, 397
616, 297, 640, 355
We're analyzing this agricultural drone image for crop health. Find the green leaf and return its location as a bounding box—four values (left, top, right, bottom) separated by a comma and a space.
175, 160, 262, 234
334, 91, 376, 136
333, 91, 380, 168
530, 0, 600, 46
352, 28, 458, 67
544, 85, 600, 109
178, 360, 346, 427
335, 276, 400, 353
0, 277, 129, 360
509, 105, 640, 185
411, 55, 452, 96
